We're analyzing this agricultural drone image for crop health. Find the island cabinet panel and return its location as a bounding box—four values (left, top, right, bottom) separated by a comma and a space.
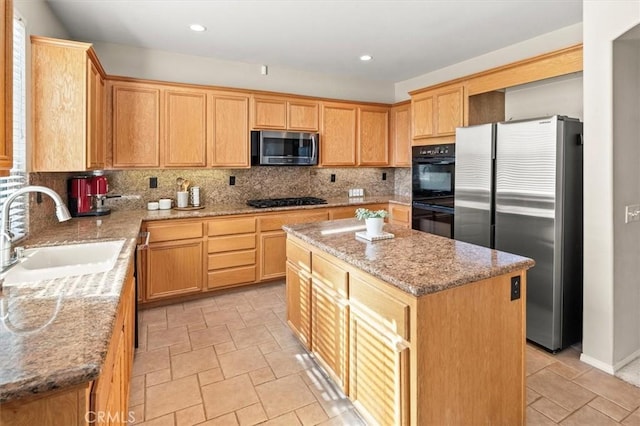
112, 82, 162, 168
0, 385, 90, 426
164, 89, 207, 167
320, 102, 357, 166
286, 237, 312, 348
209, 92, 250, 167
390, 103, 411, 167
358, 106, 389, 166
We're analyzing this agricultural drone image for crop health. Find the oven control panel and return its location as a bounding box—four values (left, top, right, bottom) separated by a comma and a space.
413, 144, 455, 157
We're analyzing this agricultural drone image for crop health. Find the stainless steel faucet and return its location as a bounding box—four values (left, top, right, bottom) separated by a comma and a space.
0, 185, 71, 271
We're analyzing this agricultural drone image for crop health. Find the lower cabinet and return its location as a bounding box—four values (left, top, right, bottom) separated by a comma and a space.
285, 236, 312, 348
146, 239, 203, 299
389, 203, 411, 228
207, 217, 257, 288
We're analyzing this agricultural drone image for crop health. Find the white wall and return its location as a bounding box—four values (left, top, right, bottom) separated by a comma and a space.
92, 42, 394, 103
581, 0, 640, 373
504, 74, 583, 122
394, 23, 583, 102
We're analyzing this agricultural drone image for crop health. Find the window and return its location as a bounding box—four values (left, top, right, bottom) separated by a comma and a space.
0, 15, 27, 239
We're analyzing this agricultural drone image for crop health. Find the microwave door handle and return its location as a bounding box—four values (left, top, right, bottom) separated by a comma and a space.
311, 134, 317, 162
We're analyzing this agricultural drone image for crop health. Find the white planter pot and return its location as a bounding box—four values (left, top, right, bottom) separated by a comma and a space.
365, 217, 384, 236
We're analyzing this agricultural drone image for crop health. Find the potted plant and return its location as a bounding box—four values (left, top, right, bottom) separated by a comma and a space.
355, 208, 389, 236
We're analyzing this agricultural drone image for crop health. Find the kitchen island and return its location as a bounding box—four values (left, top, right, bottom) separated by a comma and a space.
283, 219, 535, 426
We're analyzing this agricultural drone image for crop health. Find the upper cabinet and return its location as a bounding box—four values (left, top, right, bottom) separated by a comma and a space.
32, 36, 106, 172
389, 103, 411, 167
320, 102, 357, 166
251, 95, 319, 132
164, 88, 207, 167
209, 91, 250, 168
411, 83, 463, 145
358, 105, 389, 166
0, 0, 11, 174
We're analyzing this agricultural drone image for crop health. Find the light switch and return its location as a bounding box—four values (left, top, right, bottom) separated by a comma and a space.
625, 204, 640, 223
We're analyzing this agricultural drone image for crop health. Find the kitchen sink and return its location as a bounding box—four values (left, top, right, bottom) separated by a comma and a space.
2, 239, 126, 284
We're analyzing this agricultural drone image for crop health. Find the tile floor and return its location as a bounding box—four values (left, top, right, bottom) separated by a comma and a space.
130, 281, 640, 425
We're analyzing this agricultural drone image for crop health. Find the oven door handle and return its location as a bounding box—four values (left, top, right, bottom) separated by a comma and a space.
412, 201, 455, 214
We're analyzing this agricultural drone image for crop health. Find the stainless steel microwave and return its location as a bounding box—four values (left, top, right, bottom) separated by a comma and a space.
251, 130, 319, 165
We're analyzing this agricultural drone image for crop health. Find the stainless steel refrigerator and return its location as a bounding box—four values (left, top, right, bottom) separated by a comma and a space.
454, 116, 583, 352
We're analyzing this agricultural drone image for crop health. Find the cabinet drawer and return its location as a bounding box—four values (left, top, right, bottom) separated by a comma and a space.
208, 249, 256, 270
286, 238, 310, 271
350, 274, 410, 340
389, 204, 410, 225
260, 211, 329, 232
208, 266, 256, 288
147, 221, 203, 243
312, 253, 348, 296
208, 234, 256, 253
208, 217, 256, 236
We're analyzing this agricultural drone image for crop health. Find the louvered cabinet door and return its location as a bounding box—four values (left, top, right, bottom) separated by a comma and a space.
286, 262, 311, 349
350, 310, 409, 426
311, 279, 349, 393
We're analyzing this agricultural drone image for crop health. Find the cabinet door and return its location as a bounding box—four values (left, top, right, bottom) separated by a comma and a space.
389, 203, 411, 228
260, 230, 286, 280
0, 0, 11, 173
146, 240, 203, 299
288, 100, 319, 131
358, 106, 389, 166
286, 261, 311, 349
87, 59, 105, 169
390, 104, 411, 167
112, 84, 161, 167
435, 86, 463, 136
210, 92, 249, 167
411, 94, 433, 139
311, 280, 349, 393
350, 311, 409, 426
321, 102, 357, 166
252, 97, 286, 129
164, 89, 207, 167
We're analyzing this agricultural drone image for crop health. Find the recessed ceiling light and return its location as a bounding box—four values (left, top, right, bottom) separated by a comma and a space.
189, 24, 206, 32
360, 55, 373, 61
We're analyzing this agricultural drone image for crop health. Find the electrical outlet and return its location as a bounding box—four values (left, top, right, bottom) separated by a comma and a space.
149, 177, 158, 188
229, 176, 236, 186
382, 172, 387, 181
330, 174, 336, 183
510, 276, 521, 301
626, 204, 640, 223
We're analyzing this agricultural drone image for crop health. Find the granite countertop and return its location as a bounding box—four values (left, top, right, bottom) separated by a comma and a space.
283, 218, 535, 297
0, 194, 406, 404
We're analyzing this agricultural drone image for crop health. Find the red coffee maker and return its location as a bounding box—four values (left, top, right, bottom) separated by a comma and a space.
67, 175, 111, 217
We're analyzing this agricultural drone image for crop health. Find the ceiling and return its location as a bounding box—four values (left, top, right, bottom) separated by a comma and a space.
46, 0, 583, 83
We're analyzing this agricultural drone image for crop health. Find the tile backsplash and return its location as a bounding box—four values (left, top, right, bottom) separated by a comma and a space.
27, 167, 411, 234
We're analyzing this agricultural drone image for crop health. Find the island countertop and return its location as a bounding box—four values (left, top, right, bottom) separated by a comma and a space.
283, 218, 535, 297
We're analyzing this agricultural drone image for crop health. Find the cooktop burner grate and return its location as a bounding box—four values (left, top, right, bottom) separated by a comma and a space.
246, 197, 328, 208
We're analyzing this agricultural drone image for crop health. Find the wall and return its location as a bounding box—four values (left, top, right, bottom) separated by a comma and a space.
504, 74, 583, 121
581, 0, 640, 373
394, 23, 583, 102
92, 42, 394, 104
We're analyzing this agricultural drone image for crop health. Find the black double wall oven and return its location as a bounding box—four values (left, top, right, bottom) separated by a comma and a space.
412, 144, 455, 238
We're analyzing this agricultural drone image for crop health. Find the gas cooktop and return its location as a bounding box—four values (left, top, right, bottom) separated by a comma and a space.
246, 197, 328, 208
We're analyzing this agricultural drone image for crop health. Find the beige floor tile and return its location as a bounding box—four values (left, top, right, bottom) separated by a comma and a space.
235, 303, 254, 313
240, 309, 280, 327
145, 375, 202, 420
316, 409, 365, 426
201, 374, 260, 419
235, 402, 268, 425
182, 297, 217, 311
167, 308, 204, 328
187, 322, 207, 332
130, 403, 145, 424
214, 292, 250, 309
268, 326, 301, 349
199, 412, 239, 425
199, 367, 225, 386
231, 324, 278, 349
526, 407, 557, 426
531, 397, 571, 422
560, 405, 619, 426
137, 413, 175, 426
249, 366, 276, 386
546, 361, 585, 381
623, 407, 640, 424
527, 368, 596, 411
527, 387, 542, 405
296, 402, 329, 425
301, 368, 351, 418
169, 342, 193, 356
172, 346, 219, 379
138, 323, 149, 351
141, 307, 167, 326
129, 374, 146, 406
148, 325, 190, 350
264, 346, 316, 378
165, 303, 186, 315
146, 368, 172, 387
204, 309, 244, 327
247, 293, 283, 311
574, 368, 640, 411
588, 396, 630, 422
260, 412, 302, 426
227, 319, 248, 330
218, 346, 268, 378
214, 340, 237, 355
148, 322, 169, 332
189, 324, 232, 349
255, 374, 316, 419
175, 404, 206, 426
133, 347, 171, 377
527, 345, 556, 376
259, 340, 282, 355
554, 346, 593, 375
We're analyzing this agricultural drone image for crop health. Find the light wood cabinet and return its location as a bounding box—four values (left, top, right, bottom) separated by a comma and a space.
320, 102, 357, 166
252, 95, 319, 131
0, 0, 11, 174
31, 36, 106, 171
209, 91, 250, 167
390, 103, 411, 167
164, 89, 207, 167
411, 84, 463, 145
207, 216, 256, 288
145, 220, 204, 299
388, 203, 411, 228
358, 105, 389, 166
286, 237, 312, 348
111, 82, 161, 168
